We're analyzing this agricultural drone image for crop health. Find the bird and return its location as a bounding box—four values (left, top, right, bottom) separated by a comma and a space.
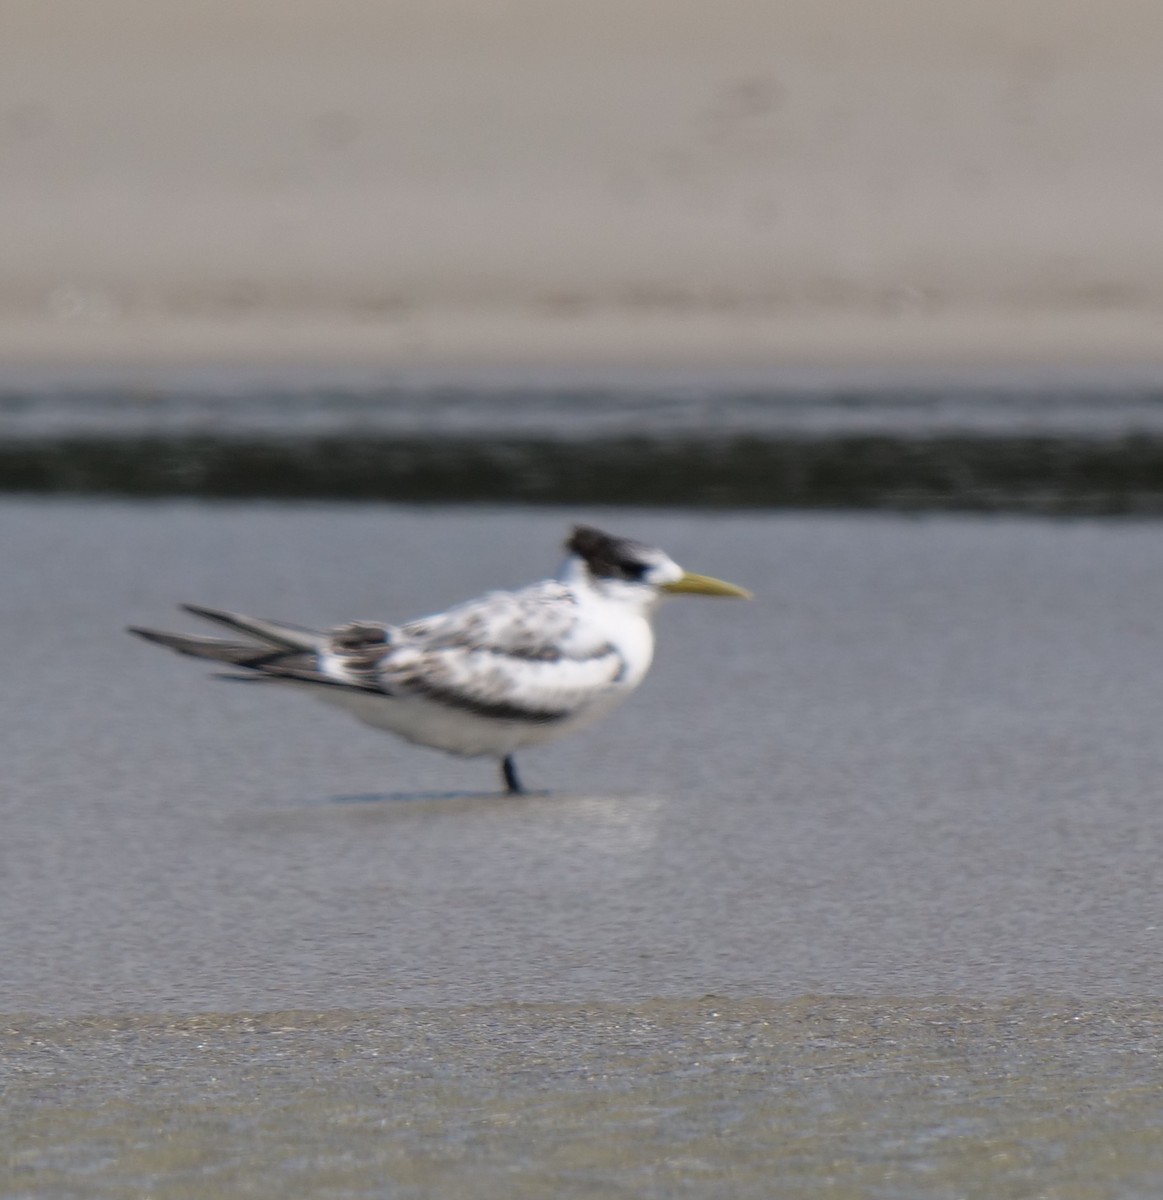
127, 524, 751, 794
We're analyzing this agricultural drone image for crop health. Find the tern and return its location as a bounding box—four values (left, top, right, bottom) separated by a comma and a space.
128, 525, 751, 794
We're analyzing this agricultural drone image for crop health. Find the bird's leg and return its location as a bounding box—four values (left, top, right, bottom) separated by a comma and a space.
501, 755, 524, 795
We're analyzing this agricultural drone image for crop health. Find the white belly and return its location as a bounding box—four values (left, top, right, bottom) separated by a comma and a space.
306, 683, 634, 758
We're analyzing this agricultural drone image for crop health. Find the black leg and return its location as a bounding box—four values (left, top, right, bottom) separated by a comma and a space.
501, 755, 524, 795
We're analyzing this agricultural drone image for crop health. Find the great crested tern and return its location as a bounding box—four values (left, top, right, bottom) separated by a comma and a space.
128, 525, 751, 794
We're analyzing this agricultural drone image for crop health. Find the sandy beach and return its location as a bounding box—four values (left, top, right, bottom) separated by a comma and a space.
2, 0, 1162, 368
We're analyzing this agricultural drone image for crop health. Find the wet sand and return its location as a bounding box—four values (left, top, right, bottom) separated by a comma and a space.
3, 0, 1163, 367
7, 1000, 1163, 1198
5, 502, 1163, 1193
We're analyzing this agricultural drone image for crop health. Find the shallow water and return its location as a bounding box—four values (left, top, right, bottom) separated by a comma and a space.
4, 502, 1163, 1194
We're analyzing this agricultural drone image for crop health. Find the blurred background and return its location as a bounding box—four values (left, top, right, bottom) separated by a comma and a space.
2, 0, 1163, 506
3, 0, 1163, 367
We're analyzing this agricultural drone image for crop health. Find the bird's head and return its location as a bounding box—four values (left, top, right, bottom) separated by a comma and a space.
562, 525, 752, 610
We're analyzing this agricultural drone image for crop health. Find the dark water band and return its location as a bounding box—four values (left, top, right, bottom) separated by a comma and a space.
2, 432, 1163, 512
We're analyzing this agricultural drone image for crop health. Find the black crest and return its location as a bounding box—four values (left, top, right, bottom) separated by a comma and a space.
566, 525, 650, 581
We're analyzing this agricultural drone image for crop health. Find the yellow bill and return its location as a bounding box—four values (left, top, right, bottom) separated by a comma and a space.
662, 571, 753, 599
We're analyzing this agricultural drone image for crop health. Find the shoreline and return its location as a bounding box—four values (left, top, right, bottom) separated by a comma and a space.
2, 306, 1163, 377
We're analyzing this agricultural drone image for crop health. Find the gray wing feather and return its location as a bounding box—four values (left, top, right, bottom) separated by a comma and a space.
180, 604, 325, 651
128, 624, 331, 680
129, 607, 363, 690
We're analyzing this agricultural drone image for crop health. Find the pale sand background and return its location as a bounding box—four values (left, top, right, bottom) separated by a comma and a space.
2, 0, 1162, 368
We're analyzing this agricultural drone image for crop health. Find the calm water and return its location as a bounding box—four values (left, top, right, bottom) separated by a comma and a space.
4, 501, 1163, 1195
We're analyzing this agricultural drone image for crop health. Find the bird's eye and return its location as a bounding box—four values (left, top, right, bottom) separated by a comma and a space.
618, 559, 648, 581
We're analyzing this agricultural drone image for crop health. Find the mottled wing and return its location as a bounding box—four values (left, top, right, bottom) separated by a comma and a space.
398, 582, 584, 656
379, 641, 625, 722
327, 583, 626, 721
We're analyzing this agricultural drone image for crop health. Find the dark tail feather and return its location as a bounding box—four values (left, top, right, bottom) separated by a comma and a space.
127, 625, 300, 669
179, 604, 323, 651
128, 623, 375, 692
